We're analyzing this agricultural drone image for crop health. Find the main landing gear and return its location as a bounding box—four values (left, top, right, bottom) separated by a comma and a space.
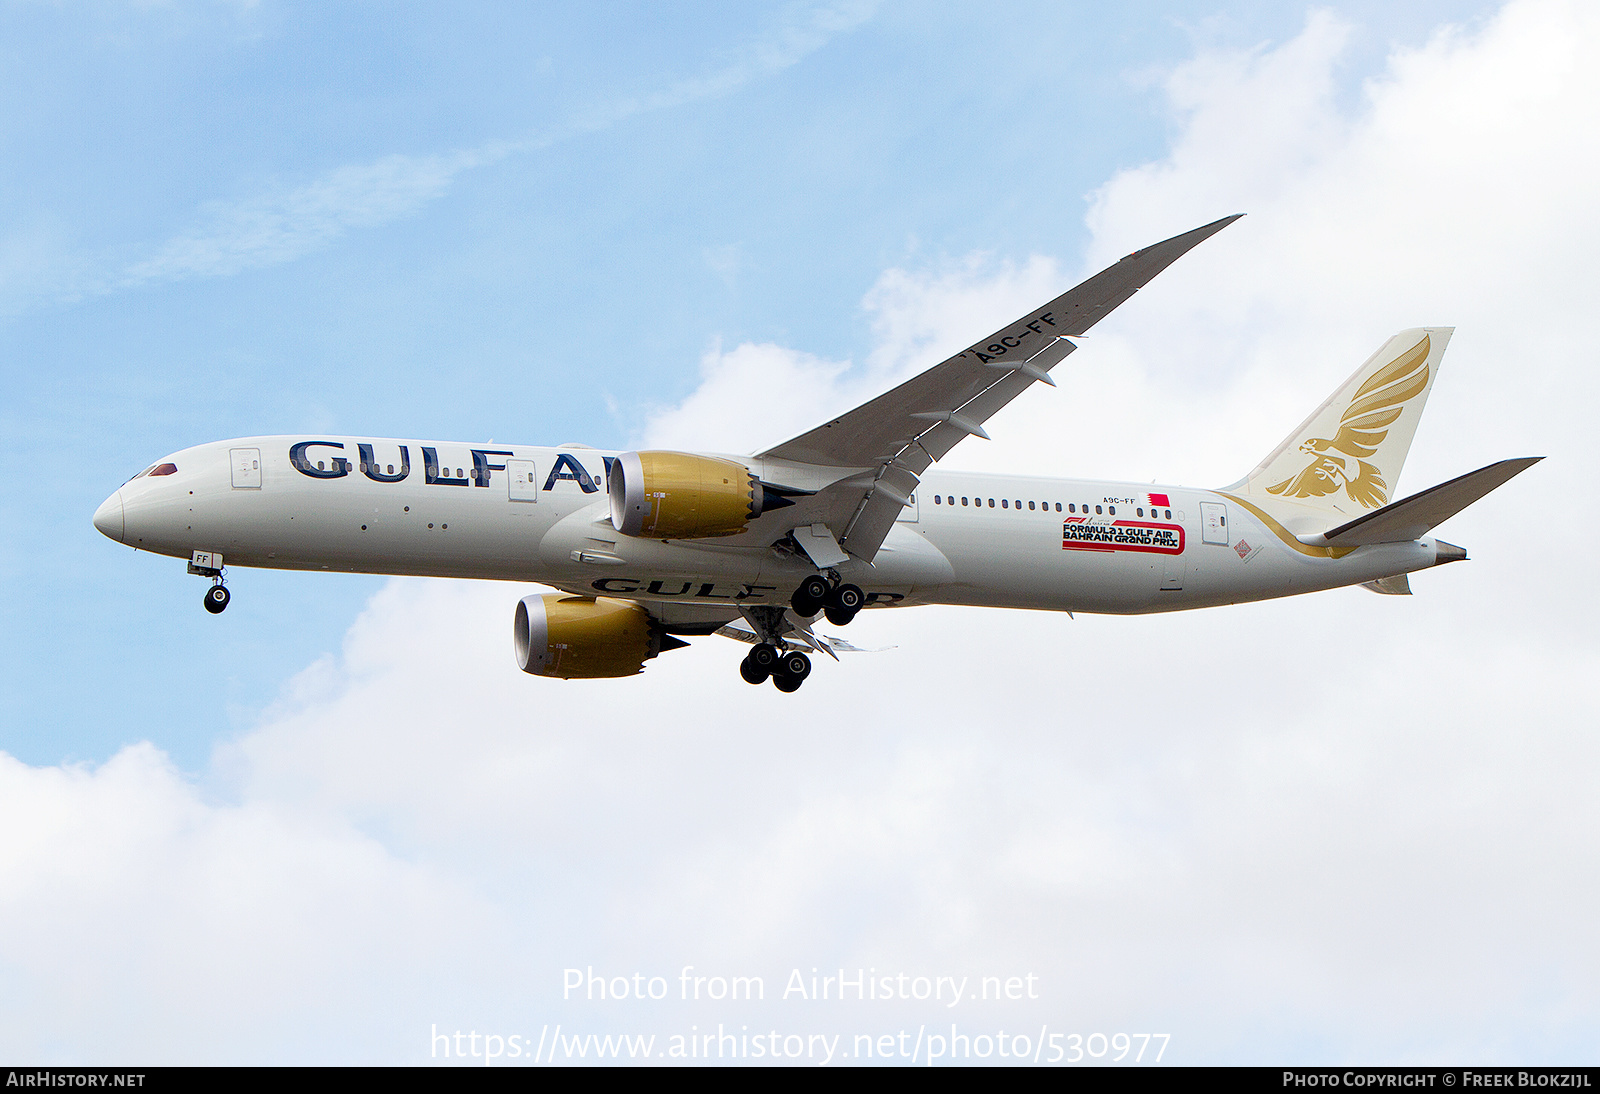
736, 603, 814, 691
740, 642, 812, 692
790, 574, 863, 626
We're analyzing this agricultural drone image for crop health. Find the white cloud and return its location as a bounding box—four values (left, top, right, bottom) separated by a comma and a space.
6, 0, 1600, 1064
0, 738, 506, 1063
642, 254, 1065, 455
567, 0, 878, 132
117, 151, 487, 287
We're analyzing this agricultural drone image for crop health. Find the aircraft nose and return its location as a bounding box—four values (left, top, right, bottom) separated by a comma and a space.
93, 490, 124, 543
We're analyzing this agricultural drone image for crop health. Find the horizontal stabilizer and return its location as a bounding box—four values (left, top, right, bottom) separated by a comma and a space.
1360, 574, 1412, 595
1304, 457, 1542, 548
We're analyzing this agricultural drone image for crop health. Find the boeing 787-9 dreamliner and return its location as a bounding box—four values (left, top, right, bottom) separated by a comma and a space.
93, 216, 1540, 692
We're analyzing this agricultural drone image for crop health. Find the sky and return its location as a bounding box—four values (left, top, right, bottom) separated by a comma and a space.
2, 0, 1596, 1067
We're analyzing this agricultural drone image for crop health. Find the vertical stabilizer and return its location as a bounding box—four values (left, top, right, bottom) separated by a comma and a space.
1232, 328, 1451, 524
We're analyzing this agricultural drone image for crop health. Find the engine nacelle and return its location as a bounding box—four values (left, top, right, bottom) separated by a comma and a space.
514, 594, 656, 679
607, 451, 766, 539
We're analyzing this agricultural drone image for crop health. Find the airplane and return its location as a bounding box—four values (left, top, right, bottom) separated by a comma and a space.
92, 215, 1541, 692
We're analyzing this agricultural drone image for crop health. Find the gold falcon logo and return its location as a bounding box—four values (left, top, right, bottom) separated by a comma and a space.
1266, 333, 1431, 509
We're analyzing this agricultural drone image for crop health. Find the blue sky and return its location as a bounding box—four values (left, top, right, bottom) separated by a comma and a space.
7, 0, 1598, 1066
2, 0, 1497, 767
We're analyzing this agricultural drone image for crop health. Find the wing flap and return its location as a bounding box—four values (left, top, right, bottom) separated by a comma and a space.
837, 463, 922, 559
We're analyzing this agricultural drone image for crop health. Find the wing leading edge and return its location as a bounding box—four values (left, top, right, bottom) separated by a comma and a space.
757, 214, 1242, 562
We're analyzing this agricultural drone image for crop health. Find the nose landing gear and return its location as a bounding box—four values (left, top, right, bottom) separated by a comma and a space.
189, 550, 230, 614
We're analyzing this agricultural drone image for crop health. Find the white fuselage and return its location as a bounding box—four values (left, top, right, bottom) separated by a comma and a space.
94, 436, 1443, 619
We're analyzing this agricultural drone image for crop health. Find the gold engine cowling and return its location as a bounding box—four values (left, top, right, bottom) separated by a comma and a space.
514, 595, 657, 679
607, 451, 762, 539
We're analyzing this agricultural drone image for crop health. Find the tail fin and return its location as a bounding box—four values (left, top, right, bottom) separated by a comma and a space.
1231, 328, 1452, 523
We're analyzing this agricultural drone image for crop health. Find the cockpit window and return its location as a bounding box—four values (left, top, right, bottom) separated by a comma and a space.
132, 463, 177, 480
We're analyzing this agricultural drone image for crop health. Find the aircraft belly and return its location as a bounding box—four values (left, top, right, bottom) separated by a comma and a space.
1164, 508, 1437, 610
913, 498, 1435, 615
923, 523, 1137, 611
176, 459, 577, 579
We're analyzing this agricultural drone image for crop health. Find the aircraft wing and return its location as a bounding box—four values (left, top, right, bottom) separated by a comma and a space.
757, 214, 1242, 563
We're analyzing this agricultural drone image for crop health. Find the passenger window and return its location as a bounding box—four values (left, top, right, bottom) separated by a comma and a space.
1068, 504, 1075, 513
1095, 505, 1102, 514
961, 497, 968, 506
988, 498, 995, 507
1055, 503, 1061, 512
934, 495, 941, 504
1137, 507, 1144, 517
388, 464, 395, 475
1028, 501, 1035, 510
1002, 499, 1008, 508
1165, 509, 1172, 519
317, 461, 325, 471
1109, 506, 1115, 515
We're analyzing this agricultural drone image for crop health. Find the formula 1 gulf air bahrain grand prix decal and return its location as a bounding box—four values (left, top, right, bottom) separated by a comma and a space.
1062, 494, 1185, 555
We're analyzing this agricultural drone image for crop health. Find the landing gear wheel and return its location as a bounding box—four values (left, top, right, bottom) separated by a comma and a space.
772, 673, 803, 693
828, 584, 864, 613
203, 584, 230, 614
750, 643, 780, 672
782, 651, 812, 680
791, 575, 830, 617
822, 583, 863, 626
739, 656, 768, 685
